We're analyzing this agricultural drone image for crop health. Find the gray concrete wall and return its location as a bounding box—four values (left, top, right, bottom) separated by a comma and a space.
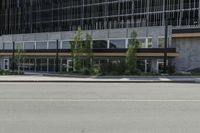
0, 26, 170, 48
173, 38, 200, 72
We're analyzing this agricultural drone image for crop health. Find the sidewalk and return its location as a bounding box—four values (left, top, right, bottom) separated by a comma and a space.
0, 75, 200, 83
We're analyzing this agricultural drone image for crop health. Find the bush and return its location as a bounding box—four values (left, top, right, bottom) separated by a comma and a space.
100, 63, 112, 75
81, 68, 91, 75
98, 61, 126, 76
90, 65, 102, 76
168, 65, 176, 74
0, 70, 19, 75
125, 69, 141, 75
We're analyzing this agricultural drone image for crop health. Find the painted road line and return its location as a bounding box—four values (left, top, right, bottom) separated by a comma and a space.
0, 99, 200, 102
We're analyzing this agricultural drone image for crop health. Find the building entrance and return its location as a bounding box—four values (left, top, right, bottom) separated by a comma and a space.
3, 59, 9, 70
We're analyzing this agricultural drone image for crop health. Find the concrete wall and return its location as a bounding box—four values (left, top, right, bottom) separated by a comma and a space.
173, 37, 200, 72
0, 26, 170, 48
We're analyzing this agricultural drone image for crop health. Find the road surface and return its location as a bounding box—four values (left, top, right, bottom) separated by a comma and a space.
0, 83, 200, 133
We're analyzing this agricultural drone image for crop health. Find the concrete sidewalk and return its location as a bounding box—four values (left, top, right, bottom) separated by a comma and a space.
0, 75, 200, 83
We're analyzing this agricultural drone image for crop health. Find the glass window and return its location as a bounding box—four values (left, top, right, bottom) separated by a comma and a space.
147, 38, 153, 48
41, 58, 48, 72
36, 58, 42, 71
24, 42, 35, 50
62, 41, 71, 49
24, 58, 30, 71
4, 42, 13, 50
48, 41, 61, 49
93, 40, 107, 49
29, 58, 35, 71
137, 60, 146, 72
109, 40, 126, 48
0, 43, 3, 50
48, 58, 55, 72
15, 42, 23, 50
36, 42, 47, 49
128, 38, 144, 48
158, 38, 165, 48
137, 39, 146, 48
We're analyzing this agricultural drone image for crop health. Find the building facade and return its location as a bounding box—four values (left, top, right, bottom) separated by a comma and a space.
0, 0, 200, 73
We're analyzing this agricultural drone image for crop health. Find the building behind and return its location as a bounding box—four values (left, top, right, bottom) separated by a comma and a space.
0, 0, 200, 73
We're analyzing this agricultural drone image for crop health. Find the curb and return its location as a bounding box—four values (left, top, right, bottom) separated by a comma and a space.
0, 80, 199, 83
43, 74, 200, 79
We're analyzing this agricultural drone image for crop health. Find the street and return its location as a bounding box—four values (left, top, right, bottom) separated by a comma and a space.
0, 83, 200, 133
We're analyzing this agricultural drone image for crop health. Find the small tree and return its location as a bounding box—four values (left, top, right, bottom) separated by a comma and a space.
15, 45, 24, 74
84, 33, 93, 68
71, 27, 83, 72
126, 31, 140, 74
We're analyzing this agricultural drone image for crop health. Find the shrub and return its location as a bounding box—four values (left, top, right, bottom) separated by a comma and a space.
125, 69, 141, 75
0, 70, 19, 75
90, 65, 102, 76
81, 68, 91, 75
168, 65, 176, 74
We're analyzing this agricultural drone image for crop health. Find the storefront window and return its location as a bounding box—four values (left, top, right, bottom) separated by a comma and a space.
15, 42, 24, 50
128, 38, 148, 48
24, 42, 35, 50
36, 42, 47, 49
0, 43, 3, 50
41, 58, 48, 71
48, 41, 61, 49
158, 38, 165, 48
109, 40, 126, 48
137, 39, 146, 48
4, 42, 13, 50
147, 38, 153, 48
62, 41, 71, 49
48, 58, 55, 72
93, 40, 107, 49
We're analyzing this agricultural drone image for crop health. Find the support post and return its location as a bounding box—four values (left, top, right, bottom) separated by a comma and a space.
56, 40, 59, 73
164, 20, 168, 73
12, 41, 15, 72
164, 0, 168, 74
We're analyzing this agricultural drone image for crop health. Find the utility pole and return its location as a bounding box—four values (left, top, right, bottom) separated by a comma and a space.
164, 19, 168, 73
12, 41, 15, 72
56, 40, 59, 73
164, 1, 168, 74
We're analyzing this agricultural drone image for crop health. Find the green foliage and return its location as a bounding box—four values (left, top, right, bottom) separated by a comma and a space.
15, 45, 24, 62
70, 27, 83, 72
126, 31, 141, 75
100, 60, 126, 75
0, 70, 19, 75
126, 48, 137, 72
70, 27, 94, 73
81, 68, 91, 75
90, 64, 102, 76
69, 29, 145, 76
128, 31, 140, 48
15, 45, 24, 74
84, 33, 93, 68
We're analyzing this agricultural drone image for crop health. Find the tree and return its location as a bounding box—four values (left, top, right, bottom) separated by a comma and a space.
70, 27, 83, 72
15, 45, 24, 74
126, 31, 140, 74
70, 27, 94, 73
83, 33, 93, 68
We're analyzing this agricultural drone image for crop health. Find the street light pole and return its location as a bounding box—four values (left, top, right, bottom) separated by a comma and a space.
12, 41, 15, 72
164, 19, 168, 73
164, 1, 168, 74
56, 40, 59, 73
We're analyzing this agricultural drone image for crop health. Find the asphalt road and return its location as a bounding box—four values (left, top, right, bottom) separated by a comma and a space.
0, 83, 200, 133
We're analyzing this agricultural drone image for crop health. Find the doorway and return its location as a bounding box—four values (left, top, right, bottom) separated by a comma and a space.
3, 59, 9, 70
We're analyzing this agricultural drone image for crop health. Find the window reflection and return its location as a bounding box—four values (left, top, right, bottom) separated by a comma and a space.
109, 40, 126, 49
93, 40, 107, 49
